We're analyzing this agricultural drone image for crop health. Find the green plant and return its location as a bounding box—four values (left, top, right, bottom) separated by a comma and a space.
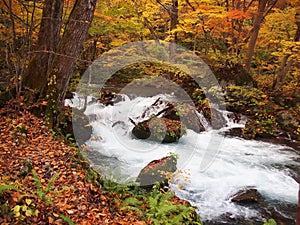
31, 170, 61, 205
60, 214, 76, 225
121, 185, 202, 225
225, 85, 269, 114
0, 184, 18, 194
243, 112, 278, 138
263, 218, 277, 225
0, 183, 19, 216
13, 198, 39, 219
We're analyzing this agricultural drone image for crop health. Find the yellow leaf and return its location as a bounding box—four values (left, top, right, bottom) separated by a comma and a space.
22, 205, 27, 212
25, 209, 32, 217
25, 198, 32, 205
34, 209, 39, 217
13, 205, 20, 212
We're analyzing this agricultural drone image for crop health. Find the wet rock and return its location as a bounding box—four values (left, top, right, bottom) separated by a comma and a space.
210, 108, 227, 129
224, 127, 244, 137
97, 91, 124, 106
231, 188, 261, 204
227, 112, 242, 123
132, 116, 186, 143
162, 103, 206, 133
136, 155, 177, 189
140, 99, 206, 133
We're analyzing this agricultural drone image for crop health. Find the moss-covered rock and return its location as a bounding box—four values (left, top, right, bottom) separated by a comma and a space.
136, 155, 177, 189
161, 103, 206, 133
132, 116, 187, 143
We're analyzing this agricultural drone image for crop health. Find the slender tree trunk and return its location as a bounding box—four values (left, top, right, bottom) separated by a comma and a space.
244, 0, 267, 71
169, 0, 178, 60
46, 0, 97, 128
273, 9, 300, 89
23, 0, 63, 94
273, 55, 293, 90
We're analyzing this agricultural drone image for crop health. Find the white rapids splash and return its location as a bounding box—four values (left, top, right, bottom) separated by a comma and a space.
66, 93, 299, 221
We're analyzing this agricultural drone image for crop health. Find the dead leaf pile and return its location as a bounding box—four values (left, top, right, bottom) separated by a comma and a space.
0, 101, 146, 225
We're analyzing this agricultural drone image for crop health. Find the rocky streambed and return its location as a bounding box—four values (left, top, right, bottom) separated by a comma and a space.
67, 92, 300, 224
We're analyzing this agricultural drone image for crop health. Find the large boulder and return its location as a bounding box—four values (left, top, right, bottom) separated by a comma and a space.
210, 108, 227, 129
132, 116, 186, 143
136, 155, 177, 189
161, 104, 206, 133
139, 98, 206, 133
230, 188, 261, 204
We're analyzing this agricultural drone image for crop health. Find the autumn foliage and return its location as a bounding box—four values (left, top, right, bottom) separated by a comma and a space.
0, 99, 145, 224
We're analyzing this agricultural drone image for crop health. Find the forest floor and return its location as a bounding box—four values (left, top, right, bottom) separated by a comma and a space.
0, 99, 146, 225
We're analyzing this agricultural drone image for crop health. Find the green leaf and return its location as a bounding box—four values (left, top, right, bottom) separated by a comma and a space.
0, 184, 18, 194
60, 214, 75, 225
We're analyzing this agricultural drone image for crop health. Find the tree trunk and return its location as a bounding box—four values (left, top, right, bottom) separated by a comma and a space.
273, 9, 300, 89
244, 0, 267, 71
169, 0, 178, 60
23, 0, 63, 95
273, 55, 293, 90
46, 0, 97, 128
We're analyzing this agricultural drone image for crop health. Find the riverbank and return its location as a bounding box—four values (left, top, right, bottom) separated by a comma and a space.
0, 99, 201, 225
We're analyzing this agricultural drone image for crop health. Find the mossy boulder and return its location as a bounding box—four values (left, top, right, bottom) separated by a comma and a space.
162, 103, 206, 133
136, 155, 177, 189
132, 116, 187, 143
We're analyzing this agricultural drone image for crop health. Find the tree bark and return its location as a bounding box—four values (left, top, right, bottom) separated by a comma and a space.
273, 55, 293, 90
46, 0, 97, 128
169, 0, 178, 59
244, 0, 268, 71
273, 8, 300, 89
23, 0, 63, 94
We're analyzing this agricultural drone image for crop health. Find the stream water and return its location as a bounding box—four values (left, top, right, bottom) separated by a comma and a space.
67, 93, 299, 224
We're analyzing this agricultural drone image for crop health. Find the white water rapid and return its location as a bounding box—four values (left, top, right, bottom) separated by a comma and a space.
66, 93, 299, 222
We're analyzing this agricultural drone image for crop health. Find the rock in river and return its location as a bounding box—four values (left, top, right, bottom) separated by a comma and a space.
136, 155, 177, 189
132, 116, 186, 143
230, 188, 261, 204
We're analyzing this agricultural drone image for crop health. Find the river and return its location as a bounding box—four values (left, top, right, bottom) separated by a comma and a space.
67, 93, 299, 224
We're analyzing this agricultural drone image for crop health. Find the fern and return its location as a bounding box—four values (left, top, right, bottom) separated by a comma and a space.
60, 214, 75, 225
121, 186, 202, 225
31, 170, 61, 205
46, 172, 60, 192
32, 170, 42, 190
0, 184, 18, 195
